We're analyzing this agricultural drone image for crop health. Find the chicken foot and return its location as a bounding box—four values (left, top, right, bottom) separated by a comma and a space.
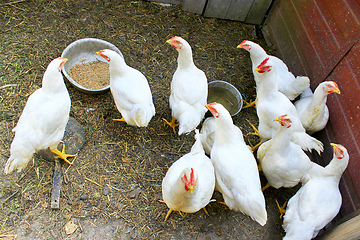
246, 120, 262, 151
50, 144, 76, 165
242, 99, 256, 109
246, 120, 260, 137
162, 117, 179, 133
276, 200, 287, 219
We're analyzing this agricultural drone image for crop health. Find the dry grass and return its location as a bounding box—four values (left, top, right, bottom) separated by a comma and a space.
0, 1, 295, 239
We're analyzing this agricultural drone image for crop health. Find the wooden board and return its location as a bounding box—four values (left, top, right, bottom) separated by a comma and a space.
317, 213, 360, 240
245, 0, 273, 24
149, 0, 183, 5
203, 0, 232, 19
203, 0, 270, 22
182, 0, 207, 14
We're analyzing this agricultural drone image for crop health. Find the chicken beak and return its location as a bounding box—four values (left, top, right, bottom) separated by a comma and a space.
96, 51, 110, 62
57, 57, 68, 71
188, 186, 194, 193
205, 104, 211, 111
206, 103, 219, 118
274, 117, 281, 123
330, 143, 337, 150
334, 88, 341, 94
60, 58, 68, 69
166, 39, 172, 45
236, 43, 243, 49
254, 67, 260, 72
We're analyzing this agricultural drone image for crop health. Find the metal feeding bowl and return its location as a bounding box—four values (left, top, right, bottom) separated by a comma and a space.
61, 38, 123, 94
207, 80, 243, 116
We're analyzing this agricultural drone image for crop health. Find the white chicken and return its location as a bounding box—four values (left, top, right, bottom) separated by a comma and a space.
96, 49, 155, 127
238, 40, 309, 101
161, 129, 215, 221
199, 116, 216, 155
294, 81, 340, 135
254, 58, 323, 154
282, 143, 349, 240
4, 57, 73, 174
163, 36, 208, 135
257, 114, 312, 190
206, 102, 267, 226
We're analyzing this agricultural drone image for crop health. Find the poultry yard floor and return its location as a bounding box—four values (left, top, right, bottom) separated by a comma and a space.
0, 1, 297, 239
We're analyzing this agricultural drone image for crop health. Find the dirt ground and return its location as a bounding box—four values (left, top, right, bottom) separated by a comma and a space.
0, 1, 297, 239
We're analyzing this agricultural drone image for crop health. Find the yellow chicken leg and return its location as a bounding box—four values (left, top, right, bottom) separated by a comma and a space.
276, 200, 287, 219
246, 120, 262, 151
162, 117, 179, 133
242, 99, 256, 109
164, 208, 173, 222
50, 144, 76, 165
113, 117, 126, 122
261, 183, 271, 192
202, 207, 209, 216
246, 120, 260, 137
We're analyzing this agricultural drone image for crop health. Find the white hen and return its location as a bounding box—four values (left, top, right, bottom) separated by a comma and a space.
238, 40, 309, 101
161, 129, 215, 221
237, 40, 310, 100
282, 143, 349, 240
295, 81, 340, 135
257, 114, 312, 190
96, 49, 155, 127
4, 57, 72, 174
199, 116, 216, 155
163, 36, 208, 135
254, 58, 323, 154
207, 102, 267, 226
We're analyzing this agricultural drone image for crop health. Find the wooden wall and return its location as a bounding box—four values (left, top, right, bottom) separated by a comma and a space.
149, 0, 273, 25
262, 0, 360, 218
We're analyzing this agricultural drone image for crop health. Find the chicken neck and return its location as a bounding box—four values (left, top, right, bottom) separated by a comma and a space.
256, 70, 279, 100
177, 47, 194, 69
109, 56, 128, 76
214, 116, 239, 144
307, 86, 329, 111
250, 46, 267, 70
42, 70, 68, 93
323, 156, 348, 181
270, 126, 293, 151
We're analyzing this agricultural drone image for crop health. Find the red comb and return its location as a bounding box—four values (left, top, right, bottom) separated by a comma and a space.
189, 168, 195, 185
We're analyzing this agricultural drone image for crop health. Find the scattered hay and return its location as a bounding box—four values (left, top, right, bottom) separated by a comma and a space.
0, 0, 291, 239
